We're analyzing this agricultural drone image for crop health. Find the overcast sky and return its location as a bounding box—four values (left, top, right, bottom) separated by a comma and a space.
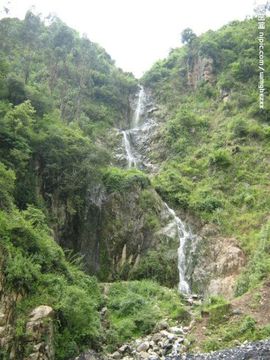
2, 0, 259, 77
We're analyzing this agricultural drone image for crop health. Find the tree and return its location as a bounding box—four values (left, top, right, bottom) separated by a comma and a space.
0, 162, 15, 210
181, 28, 197, 45
6, 76, 26, 105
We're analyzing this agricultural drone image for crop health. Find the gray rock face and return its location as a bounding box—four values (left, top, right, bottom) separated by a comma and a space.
27, 305, 54, 323
189, 232, 246, 298
113, 88, 163, 173
97, 185, 181, 285
25, 305, 54, 360
187, 57, 215, 89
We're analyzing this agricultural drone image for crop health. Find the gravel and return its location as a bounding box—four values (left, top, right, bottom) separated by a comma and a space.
166, 339, 270, 360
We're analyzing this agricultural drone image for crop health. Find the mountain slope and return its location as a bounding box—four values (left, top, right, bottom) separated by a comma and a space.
0, 10, 270, 360
142, 16, 270, 297
0, 11, 139, 360
0, 12, 186, 360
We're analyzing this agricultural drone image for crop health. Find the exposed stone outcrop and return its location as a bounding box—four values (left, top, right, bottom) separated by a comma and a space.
187, 57, 215, 89
98, 186, 180, 283
188, 224, 246, 299
25, 305, 54, 360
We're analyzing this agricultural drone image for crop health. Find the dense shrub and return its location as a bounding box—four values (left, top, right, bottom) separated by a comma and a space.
105, 281, 189, 350
153, 169, 192, 209
209, 149, 232, 169
102, 167, 150, 193
0, 162, 15, 210
129, 249, 178, 287
0, 206, 102, 360
190, 187, 224, 214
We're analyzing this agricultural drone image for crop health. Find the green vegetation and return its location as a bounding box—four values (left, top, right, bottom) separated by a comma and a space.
236, 221, 270, 295
0, 199, 102, 359
102, 167, 150, 193
1, 8, 270, 359
200, 296, 231, 325
198, 315, 270, 353
0, 11, 137, 211
188, 295, 270, 353
0, 12, 137, 360
143, 17, 270, 292
103, 280, 189, 351
129, 247, 178, 287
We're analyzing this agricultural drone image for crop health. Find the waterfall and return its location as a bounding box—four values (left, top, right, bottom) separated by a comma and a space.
164, 204, 191, 294
121, 86, 145, 168
122, 130, 137, 168
122, 86, 192, 293
132, 86, 145, 128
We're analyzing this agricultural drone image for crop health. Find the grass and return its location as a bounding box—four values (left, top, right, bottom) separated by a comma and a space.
199, 316, 270, 353
188, 288, 270, 353
103, 280, 190, 351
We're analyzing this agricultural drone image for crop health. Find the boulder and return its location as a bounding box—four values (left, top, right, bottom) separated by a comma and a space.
28, 305, 54, 322
111, 351, 121, 359
152, 333, 162, 343
73, 350, 104, 360
137, 341, 150, 352
119, 344, 130, 353
169, 326, 184, 335
25, 305, 54, 360
155, 320, 169, 332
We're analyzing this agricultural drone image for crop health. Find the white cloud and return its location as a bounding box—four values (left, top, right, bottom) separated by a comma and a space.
3, 0, 256, 77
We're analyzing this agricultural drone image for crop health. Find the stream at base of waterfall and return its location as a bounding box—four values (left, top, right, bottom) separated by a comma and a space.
121, 85, 198, 294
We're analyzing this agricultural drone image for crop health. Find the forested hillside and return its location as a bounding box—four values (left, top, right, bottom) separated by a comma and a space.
0, 11, 137, 210
0, 10, 270, 360
0, 12, 140, 360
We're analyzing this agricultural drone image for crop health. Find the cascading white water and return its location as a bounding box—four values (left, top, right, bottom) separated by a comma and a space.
122, 86, 192, 293
122, 86, 145, 168
164, 204, 191, 294
122, 130, 137, 168
132, 86, 145, 128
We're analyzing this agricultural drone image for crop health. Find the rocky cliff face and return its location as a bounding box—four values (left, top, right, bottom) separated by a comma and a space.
32, 89, 180, 287
98, 184, 164, 280
113, 89, 167, 173
187, 56, 215, 89
25, 305, 54, 360
98, 185, 183, 283
185, 224, 246, 299
42, 86, 246, 299
40, 176, 180, 286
